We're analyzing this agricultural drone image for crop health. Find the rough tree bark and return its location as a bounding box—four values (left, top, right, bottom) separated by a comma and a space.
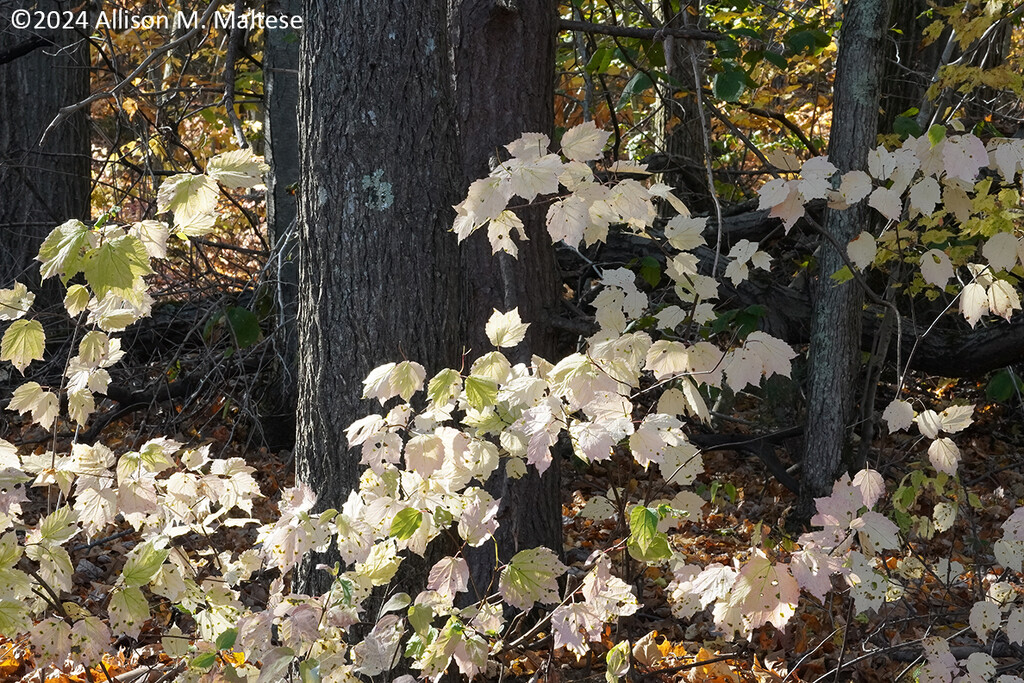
449, 0, 564, 597
296, 0, 462, 593
796, 0, 890, 522
0, 0, 89, 298
658, 0, 712, 213
260, 0, 300, 450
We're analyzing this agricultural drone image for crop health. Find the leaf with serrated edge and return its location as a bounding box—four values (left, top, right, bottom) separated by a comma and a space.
498, 547, 566, 610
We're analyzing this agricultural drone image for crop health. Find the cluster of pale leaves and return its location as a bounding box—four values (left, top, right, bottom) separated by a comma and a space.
762, 132, 1024, 329
4, 122, 1024, 681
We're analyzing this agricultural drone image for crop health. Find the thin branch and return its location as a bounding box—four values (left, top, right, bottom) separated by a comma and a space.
0, 35, 53, 65
744, 105, 821, 156
558, 18, 721, 42
39, 0, 224, 145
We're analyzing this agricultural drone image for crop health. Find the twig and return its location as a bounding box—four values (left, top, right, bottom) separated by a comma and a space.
744, 106, 820, 156
40, 0, 224, 144
222, 2, 250, 149
559, 18, 721, 41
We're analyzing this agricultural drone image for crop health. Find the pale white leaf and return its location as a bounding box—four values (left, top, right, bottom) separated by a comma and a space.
0, 282, 33, 321
984, 232, 1020, 273
907, 176, 941, 217
928, 437, 961, 476
853, 468, 885, 508
969, 599, 1001, 642
427, 556, 469, 598
882, 399, 915, 433
868, 186, 903, 221
487, 210, 527, 256
933, 501, 957, 532
504, 132, 549, 161
847, 232, 877, 270
665, 215, 706, 251
939, 405, 974, 434
989, 279, 1021, 321
206, 149, 268, 188
944, 134, 988, 182
920, 249, 954, 287
485, 308, 530, 348
546, 195, 590, 248
560, 121, 611, 162
499, 547, 567, 610
961, 282, 989, 327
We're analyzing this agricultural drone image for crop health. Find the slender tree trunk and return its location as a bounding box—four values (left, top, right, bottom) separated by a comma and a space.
659, 0, 711, 214
0, 0, 90, 298
797, 0, 889, 522
449, 0, 564, 598
878, 0, 949, 134
296, 0, 462, 593
261, 0, 300, 450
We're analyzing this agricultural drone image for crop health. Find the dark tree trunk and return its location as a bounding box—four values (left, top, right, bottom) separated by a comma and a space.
0, 0, 90, 298
449, 0, 564, 597
878, 0, 949, 134
659, 0, 711, 214
260, 0, 300, 450
296, 0, 462, 593
796, 0, 889, 522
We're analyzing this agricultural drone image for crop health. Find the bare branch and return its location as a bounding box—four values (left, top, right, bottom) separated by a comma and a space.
558, 18, 721, 42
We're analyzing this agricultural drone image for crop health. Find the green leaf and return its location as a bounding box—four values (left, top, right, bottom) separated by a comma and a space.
408, 603, 434, 636
986, 369, 1020, 402
299, 657, 321, 683
784, 28, 831, 56
464, 375, 498, 410
37, 219, 90, 281
427, 368, 462, 405
830, 266, 854, 284
82, 235, 153, 297
1, 319, 45, 374
585, 47, 613, 74
760, 51, 789, 70
191, 652, 218, 670
616, 72, 654, 110
627, 505, 672, 562
225, 306, 261, 349
928, 124, 947, 147
893, 115, 922, 139
390, 508, 423, 540
712, 65, 745, 102
122, 541, 169, 588
216, 627, 238, 651
606, 641, 630, 682
638, 256, 661, 288
715, 37, 741, 59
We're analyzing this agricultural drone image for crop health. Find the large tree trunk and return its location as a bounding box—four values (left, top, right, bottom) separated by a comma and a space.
260, 0, 300, 450
296, 0, 462, 593
449, 0, 564, 598
0, 0, 90, 298
796, 0, 889, 522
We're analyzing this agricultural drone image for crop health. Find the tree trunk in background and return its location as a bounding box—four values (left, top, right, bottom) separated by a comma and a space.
261, 0, 300, 451
796, 0, 889, 523
297, 0, 463, 593
450, 0, 564, 598
0, 0, 90, 298
878, 0, 948, 134
658, 0, 711, 214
